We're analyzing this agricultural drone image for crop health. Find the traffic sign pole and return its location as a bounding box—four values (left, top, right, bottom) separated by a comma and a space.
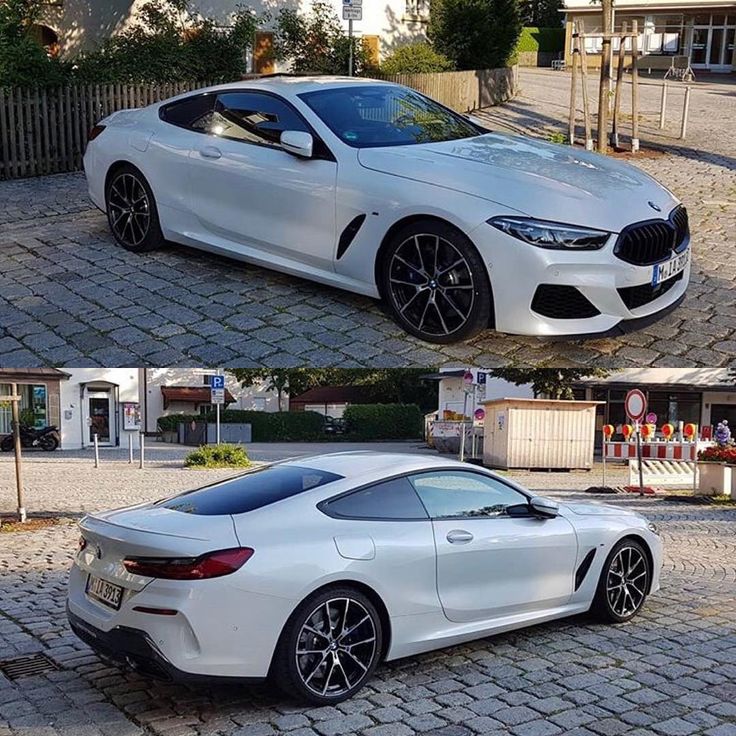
348, 19, 354, 76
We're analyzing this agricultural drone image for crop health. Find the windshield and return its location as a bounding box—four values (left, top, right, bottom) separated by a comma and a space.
299, 85, 482, 148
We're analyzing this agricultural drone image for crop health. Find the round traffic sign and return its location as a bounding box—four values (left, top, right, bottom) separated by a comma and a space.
463, 370, 473, 386
624, 389, 647, 423
645, 412, 657, 424
474, 408, 485, 421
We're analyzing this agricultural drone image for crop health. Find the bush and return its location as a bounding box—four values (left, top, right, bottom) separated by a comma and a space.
516, 26, 564, 53
185, 443, 251, 468
698, 445, 736, 463
429, 0, 522, 70
381, 42, 454, 74
158, 411, 326, 441
343, 404, 423, 441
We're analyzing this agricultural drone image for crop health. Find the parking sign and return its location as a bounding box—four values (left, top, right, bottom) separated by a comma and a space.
211, 375, 225, 389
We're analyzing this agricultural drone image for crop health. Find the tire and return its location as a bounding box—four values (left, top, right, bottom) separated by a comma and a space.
591, 539, 651, 623
379, 220, 492, 344
271, 586, 383, 705
39, 434, 59, 451
105, 164, 164, 253
0, 436, 13, 452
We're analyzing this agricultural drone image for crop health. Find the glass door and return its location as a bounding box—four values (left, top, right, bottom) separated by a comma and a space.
87, 391, 114, 445
690, 26, 709, 66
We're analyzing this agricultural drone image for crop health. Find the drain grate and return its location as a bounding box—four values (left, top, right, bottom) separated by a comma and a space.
0, 653, 59, 680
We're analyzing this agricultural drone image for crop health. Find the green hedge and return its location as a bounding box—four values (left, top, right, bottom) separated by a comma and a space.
381, 42, 455, 74
343, 404, 423, 441
516, 27, 565, 53
157, 411, 325, 441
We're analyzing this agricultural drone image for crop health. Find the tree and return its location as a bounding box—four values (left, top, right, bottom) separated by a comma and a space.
381, 42, 454, 74
489, 367, 610, 399
230, 369, 291, 411
429, 0, 522, 71
518, 0, 563, 28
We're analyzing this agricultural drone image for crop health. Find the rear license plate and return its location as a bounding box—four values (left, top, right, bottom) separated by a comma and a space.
652, 249, 688, 287
86, 575, 123, 610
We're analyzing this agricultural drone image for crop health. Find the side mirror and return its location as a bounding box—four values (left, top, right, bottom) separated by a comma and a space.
529, 496, 559, 519
281, 130, 313, 158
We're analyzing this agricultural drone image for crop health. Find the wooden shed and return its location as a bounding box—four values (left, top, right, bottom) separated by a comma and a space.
482, 398, 602, 470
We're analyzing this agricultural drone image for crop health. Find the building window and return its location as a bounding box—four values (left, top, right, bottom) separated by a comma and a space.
253, 397, 266, 411
202, 374, 214, 386
199, 404, 213, 415
405, 0, 430, 20
0, 383, 48, 433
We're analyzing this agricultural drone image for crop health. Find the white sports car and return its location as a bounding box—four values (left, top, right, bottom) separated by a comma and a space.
67, 452, 662, 704
83, 76, 690, 344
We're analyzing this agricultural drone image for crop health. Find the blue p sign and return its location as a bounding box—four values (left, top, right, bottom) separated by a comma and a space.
211, 375, 225, 389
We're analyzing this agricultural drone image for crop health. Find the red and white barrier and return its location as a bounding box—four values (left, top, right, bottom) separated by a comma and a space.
603, 441, 697, 462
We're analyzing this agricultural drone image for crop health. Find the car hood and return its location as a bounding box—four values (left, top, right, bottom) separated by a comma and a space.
561, 501, 640, 517
357, 133, 679, 232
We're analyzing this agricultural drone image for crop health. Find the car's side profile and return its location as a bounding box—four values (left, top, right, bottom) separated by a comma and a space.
67, 453, 662, 704
83, 76, 690, 344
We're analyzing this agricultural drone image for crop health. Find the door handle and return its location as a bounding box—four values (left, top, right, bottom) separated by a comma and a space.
199, 146, 222, 159
447, 530, 474, 544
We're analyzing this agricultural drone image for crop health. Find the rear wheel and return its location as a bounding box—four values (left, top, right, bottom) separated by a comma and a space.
105, 164, 164, 253
379, 220, 492, 344
272, 586, 383, 705
592, 539, 651, 623
39, 434, 58, 451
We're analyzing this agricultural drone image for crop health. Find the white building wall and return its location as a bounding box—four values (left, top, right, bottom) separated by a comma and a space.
59, 368, 140, 449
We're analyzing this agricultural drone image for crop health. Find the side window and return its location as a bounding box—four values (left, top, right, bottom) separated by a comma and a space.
160, 94, 216, 131
323, 477, 428, 520
408, 472, 527, 519
210, 92, 310, 148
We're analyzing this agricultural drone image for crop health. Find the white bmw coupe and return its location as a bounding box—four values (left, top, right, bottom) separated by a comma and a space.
83, 76, 690, 343
68, 453, 662, 704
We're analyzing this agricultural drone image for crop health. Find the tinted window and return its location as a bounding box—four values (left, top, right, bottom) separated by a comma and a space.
324, 477, 428, 520
300, 85, 481, 148
160, 464, 342, 516
161, 94, 216, 130
206, 92, 310, 147
409, 472, 527, 519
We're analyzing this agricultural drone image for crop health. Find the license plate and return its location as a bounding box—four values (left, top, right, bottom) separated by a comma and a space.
86, 575, 123, 610
652, 249, 688, 287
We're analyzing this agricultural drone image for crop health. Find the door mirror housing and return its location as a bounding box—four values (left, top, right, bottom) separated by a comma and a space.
529, 496, 560, 519
281, 130, 313, 158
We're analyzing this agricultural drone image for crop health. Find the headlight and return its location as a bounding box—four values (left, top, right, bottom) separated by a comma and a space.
647, 522, 659, 535
488, 216, 610, 250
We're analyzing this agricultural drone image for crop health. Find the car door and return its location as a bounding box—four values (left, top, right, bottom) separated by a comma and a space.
408, 470, 578, 624
184, 90, 338, 271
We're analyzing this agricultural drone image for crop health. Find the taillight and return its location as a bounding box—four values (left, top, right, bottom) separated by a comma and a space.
87, 124, 106, 142
78, 536, 88, 552
123, 548, 254, 580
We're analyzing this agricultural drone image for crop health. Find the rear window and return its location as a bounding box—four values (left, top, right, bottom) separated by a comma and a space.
159, 464, 342, 516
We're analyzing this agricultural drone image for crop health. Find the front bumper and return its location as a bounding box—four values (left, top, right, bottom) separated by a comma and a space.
470, 223, 690, 337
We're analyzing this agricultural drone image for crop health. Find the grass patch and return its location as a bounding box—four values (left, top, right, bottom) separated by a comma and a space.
184, 443, 251, 469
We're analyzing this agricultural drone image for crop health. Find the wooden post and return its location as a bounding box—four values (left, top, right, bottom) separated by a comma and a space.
10, 386, 26, 523
93, 433, 99, 468
680, 85, 691, 139
597, 0, 613, 152
139, 432, 145, 469
569, 26, 579, 145
611, 22, 627, 149
578, 21, 594, 150
631, 20, 640, 152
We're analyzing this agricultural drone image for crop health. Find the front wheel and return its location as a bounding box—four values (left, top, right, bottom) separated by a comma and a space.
272, 587, 383, 705
0, 436, 13, 452
592, 539, 651, 623
379, 220, 493, 344
39, 434, 59, 451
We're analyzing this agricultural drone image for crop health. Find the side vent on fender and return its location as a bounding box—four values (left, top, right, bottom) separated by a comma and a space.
337, 214, 367, 260
575, 548, 597, 590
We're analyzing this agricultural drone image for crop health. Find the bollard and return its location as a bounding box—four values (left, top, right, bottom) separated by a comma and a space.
93, 433, 99, 468
128, 433, 134, 464
659, 82, 668, 129
680, 85, 691, 140
139, 432, 145, 470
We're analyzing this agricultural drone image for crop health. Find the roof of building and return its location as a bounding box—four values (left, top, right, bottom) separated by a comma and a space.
0, 368, 71, 380
161, 386, 235, 407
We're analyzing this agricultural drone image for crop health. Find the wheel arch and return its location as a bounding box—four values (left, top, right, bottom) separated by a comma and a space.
617, 533, 656, 594
374, 214, 495, 328
104, 160, 143, 192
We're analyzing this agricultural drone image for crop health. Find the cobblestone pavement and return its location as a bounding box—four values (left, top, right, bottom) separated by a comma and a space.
1, 71, 735, 368
1, 460, 735, 736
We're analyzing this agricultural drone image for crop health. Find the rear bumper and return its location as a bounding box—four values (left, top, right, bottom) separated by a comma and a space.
67, 607, 265, 685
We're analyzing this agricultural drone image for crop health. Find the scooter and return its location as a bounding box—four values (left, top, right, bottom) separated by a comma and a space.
1, 424, 60, 451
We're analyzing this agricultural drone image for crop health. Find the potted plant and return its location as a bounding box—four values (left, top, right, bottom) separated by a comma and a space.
697, 421, 735, 496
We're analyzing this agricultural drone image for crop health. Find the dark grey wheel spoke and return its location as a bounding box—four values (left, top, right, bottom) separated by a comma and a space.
606, 547, 647, 617
295, 597, 376, 698
388, 233, 475, 337
108, 173, 150, 247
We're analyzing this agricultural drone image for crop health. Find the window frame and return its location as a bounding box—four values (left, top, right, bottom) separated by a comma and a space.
159, 88, 336, 161
407, 469, 533, 521
318, 468, 532, 522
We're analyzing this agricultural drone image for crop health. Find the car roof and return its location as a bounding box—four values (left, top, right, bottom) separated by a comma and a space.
198, 75, 393, 98
281, 451, 474, 479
